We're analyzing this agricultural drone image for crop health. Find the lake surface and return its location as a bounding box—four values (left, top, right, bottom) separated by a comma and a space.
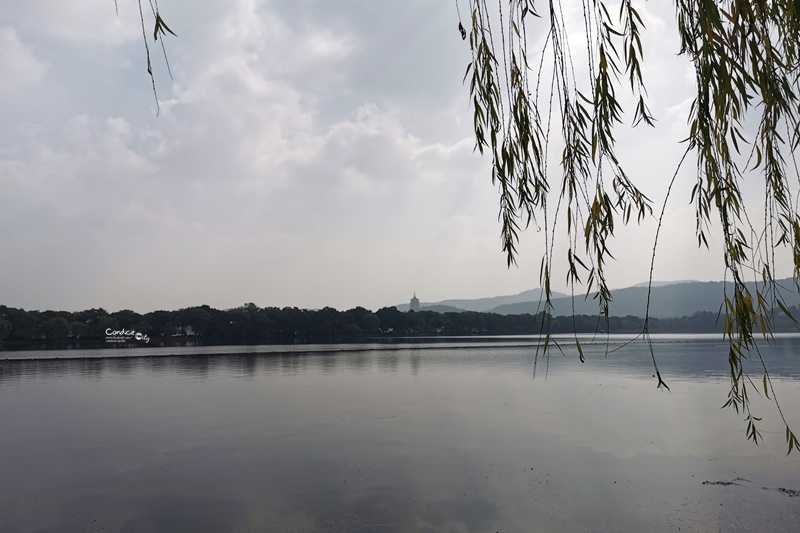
1, 335, 799, 532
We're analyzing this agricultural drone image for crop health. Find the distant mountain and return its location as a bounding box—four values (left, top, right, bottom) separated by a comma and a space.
630, 279, 699, 288
489, 279, 800, 318
395, 287, 567, 313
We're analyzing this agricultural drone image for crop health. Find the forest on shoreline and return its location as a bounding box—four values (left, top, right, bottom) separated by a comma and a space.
2, 302, 800, 347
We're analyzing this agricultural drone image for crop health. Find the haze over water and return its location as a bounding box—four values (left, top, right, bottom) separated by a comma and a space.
1, 335, 799, 532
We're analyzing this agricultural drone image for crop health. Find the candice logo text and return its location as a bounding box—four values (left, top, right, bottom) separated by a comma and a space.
105, 329, 150, 343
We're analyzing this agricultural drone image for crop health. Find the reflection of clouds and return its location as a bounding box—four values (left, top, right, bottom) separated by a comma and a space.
0, 342, 798, 531
243, 436, 507, 532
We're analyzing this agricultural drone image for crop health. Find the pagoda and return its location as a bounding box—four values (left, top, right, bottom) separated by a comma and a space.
409, 292, 420, 312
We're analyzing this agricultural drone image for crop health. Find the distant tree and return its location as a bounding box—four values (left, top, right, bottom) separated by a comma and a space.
70, 322, 89, 339
376, 307, 406, 334
94, 316, 120, 337
145, 310, 177, 337
250, 312, 275, 339
225, 308, 251, 339
39, 317, 70, 340
0, 319, 11, 340
313, 320, 333, 339
276, 307, 306, 338
342, 323, 364, 338
405, 311, 426, 334
134, 320, 152, 335
178, 307, 212, 336
112, 309, 144, 329
3, 308, 39, 339
358, 312, 381, 334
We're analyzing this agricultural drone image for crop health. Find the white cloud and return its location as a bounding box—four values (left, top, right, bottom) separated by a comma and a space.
0, 28, 46, 93
302, 31, 355, 62
8, 0, 139, 45
0, 0, 770, 313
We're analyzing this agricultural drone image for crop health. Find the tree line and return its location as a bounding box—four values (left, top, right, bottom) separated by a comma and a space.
2, 303, 799, 345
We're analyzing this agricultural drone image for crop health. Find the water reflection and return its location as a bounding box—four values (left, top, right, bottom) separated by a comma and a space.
0, 339, 799, 532
279, 353, 304, 376
318, 353, 338, 374
1, 337, 799, 387
410, 354, 421, 375
350, 352, 372, 371
110, 356, 135, 376
175, 354, 211, 378
376, 352, 399, 372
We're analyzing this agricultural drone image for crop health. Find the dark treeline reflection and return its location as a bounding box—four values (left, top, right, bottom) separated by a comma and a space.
0, 353, 371, 384
2, 338, 799, 386
7, 301, 800, 349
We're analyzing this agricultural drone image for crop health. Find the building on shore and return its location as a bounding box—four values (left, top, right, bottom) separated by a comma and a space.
409, 293, 420, 312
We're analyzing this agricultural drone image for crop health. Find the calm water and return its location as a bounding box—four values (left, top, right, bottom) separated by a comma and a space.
1, 335, 799, 532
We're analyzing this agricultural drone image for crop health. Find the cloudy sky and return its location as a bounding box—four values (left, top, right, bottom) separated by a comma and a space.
0, 0, 787, 313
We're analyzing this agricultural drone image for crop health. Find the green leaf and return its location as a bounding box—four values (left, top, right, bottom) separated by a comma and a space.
157, 14, 177, 37
154, 13, 177, 41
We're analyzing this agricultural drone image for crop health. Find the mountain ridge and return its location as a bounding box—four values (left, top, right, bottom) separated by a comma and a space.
396, 279, 800, 319
395, 287, 568, 313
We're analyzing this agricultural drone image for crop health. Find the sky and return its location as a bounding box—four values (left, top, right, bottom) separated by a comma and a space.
0, 0, 790, 313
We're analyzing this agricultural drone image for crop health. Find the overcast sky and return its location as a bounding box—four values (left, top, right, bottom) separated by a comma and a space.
0, 0, 790, 313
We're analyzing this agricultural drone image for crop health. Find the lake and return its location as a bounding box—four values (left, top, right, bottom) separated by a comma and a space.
1, 335, 799, 532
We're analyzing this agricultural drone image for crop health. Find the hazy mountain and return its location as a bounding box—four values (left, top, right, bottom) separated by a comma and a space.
630, 279, 699, 288
489, 279, 800, 318
395, 288, 567, 313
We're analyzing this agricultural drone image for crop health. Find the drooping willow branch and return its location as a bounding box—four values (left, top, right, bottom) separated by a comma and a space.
135, 0, 177, 115
458, 0, 800, 453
